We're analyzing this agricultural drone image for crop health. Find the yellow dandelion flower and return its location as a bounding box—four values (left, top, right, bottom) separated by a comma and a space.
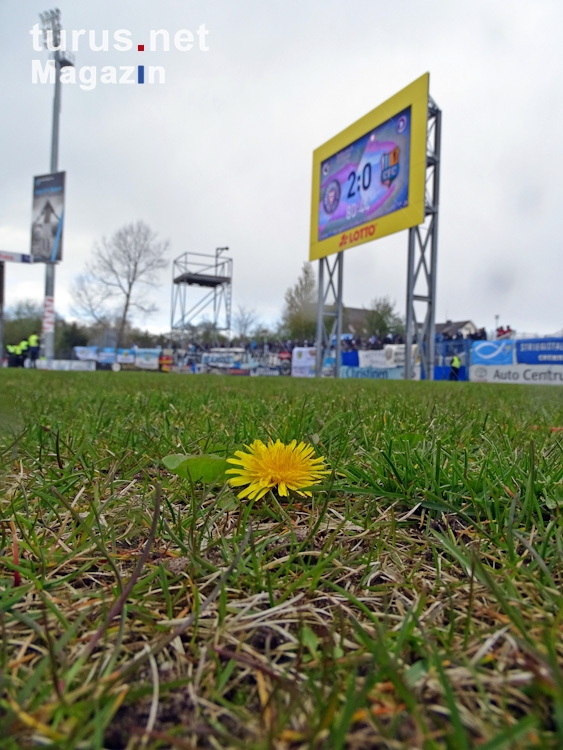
226, 439, 329, 501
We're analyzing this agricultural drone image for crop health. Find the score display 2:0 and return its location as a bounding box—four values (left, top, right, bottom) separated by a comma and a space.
317, 105, 411, 244
346, 162, 372, 198
345, 163, 372, 220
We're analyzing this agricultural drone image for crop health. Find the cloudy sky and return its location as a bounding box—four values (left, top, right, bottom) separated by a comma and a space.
1, 0, 562, 337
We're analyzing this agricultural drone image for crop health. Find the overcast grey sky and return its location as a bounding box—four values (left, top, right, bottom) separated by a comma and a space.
1, 0, 562, 336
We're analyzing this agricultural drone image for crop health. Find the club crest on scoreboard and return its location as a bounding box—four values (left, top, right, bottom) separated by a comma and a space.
380, 147, 399, 187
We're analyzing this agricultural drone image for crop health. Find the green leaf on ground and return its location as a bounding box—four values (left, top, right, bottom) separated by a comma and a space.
163, 453, 229, 483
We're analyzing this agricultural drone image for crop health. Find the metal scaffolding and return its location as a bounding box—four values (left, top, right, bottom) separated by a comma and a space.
405, 94, 442, 380
314, 251, 343, 378
171, 247, 232, 335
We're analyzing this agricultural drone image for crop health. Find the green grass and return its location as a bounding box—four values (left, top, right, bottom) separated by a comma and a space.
1, 370, 563, 749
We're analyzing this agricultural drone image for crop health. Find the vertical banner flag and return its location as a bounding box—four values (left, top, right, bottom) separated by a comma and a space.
31, 172, 66, 262
42, 296, 55, 334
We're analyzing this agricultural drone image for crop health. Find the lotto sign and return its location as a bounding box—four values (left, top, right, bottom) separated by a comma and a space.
310, 74, 429, 261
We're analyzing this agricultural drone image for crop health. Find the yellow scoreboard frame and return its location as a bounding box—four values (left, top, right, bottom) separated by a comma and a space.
309, 73, 429, 262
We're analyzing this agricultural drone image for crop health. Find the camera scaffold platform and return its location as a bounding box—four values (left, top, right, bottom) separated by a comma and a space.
171, 247, 232, 336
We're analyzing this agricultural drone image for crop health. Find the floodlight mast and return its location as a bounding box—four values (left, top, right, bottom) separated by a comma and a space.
39, 8, 74, 361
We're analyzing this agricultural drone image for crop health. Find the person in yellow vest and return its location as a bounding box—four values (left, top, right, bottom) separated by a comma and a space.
12, 342, 23, 367
449, 353, 461, 381
28, 333, 40, 368
6, 344, 17, 367
19, 339, 30, 368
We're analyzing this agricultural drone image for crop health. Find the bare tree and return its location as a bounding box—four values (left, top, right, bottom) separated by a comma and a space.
72, 221, 169, 348
72, 274, 112, 326
232, 304, 258, 341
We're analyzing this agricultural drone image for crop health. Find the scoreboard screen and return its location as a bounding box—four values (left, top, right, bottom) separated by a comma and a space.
318, 107, 411, 242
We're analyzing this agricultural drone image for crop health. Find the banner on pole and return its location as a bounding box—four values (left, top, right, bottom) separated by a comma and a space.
42, 296, 55, 334
31, 172, 65, 263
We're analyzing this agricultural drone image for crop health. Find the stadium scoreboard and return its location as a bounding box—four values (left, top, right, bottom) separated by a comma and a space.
310, 73, 429, 261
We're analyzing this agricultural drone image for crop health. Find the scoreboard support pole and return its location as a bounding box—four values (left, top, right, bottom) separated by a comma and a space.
315, 251, 343, 378
405, 95, 442, 381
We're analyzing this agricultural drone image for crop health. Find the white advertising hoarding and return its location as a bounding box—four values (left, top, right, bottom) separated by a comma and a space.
470, 364, 563, 386
291, 348, 317, 378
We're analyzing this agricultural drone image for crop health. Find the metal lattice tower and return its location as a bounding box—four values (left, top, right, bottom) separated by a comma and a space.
405, 95, 442, 380
171, 247, 232, 336
314, 252, 344, 378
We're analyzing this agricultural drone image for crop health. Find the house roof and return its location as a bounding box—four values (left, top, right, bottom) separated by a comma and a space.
435, 320, 476, 336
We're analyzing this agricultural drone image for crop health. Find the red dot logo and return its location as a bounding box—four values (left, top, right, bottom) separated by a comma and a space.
138, 44, 145, 51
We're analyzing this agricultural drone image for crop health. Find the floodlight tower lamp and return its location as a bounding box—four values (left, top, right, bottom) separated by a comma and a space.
40, 8, 61, 46
38, 7, 73, 361
40, 8, 75, 67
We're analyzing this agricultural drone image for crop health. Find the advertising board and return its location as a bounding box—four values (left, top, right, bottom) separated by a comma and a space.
251, 367, 281, 376
74, 347, 145, 365
0, 251, 32, 264
31, 172, 65, 263
471, 340, 514, 366
201, 351, 238, 367
358, 350, 388, 368
74, 346, 99, 361
37, 359, 95, 371
310, 74, 429, 261
135, 348, 160, 370
515, 339, 563, 365
470, 364, 563, 386
98, 348, 117, 365
117, 349, 136, 364
340, 365, 406, 380
357, 345, 419, 368
201, 348, 258, 372
291, 347, 317, 378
